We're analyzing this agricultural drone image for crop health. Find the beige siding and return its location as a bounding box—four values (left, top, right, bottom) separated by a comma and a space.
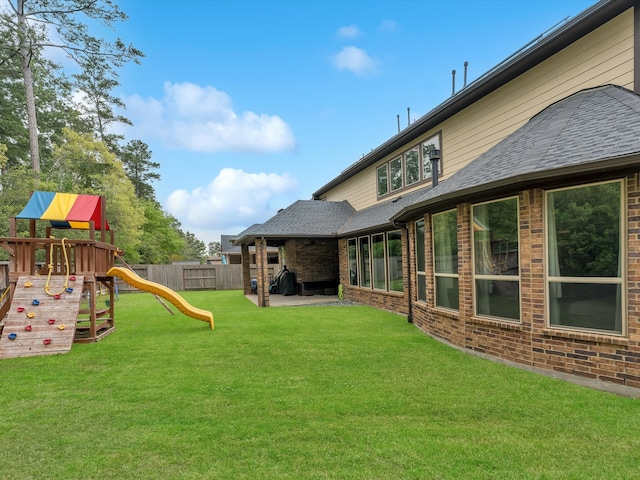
323, 9, 634, 211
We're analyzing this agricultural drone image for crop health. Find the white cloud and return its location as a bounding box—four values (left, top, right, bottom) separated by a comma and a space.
124, 82, 296, 153
332, 46, 377, 76
165, 167, 298, 234
336, 25, 361, 39
379, 19, 397, 33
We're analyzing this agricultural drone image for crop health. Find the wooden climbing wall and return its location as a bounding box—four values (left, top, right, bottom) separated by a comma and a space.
0, 275, 85, 358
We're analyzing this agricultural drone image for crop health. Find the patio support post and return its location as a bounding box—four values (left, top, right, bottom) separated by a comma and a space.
255, 237, 270, 307
241, 243, 251, 295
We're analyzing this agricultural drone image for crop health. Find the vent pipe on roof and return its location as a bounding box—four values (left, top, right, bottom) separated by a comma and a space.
397, 114, 400, 132
429, 149, 441, 187
407, 107, 410, 126
463, 61, 469, 88
451, 69, 456, 96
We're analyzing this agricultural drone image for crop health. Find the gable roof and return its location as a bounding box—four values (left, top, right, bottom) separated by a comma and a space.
393, 85, 640, 222
312, 0, 633, 199
233, 200, 355, 245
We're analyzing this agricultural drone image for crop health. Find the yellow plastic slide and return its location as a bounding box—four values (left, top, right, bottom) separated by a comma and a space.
107, 267, 214, 329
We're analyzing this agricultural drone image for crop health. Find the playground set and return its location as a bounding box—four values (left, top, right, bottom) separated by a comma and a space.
0, 191, 213, 359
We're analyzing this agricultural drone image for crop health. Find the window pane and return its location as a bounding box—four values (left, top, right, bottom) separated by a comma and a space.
387, 230, 403, 292
416, 220, 425, 272
405, 148, 420, 185
417, 273, 426, 302
390, 156, 403, 191
547, 183, 620, 278
416, 220, 426, 301
422, 134, 441, 180
359, 237, 371, 288
377, 165, 388, 197
348, 239, 358, 286
549, 282, 621, 333
475, 279, 520, 320
473, 198, 519, 276
433, 210, 457, 274
436, 277, 459, 310
372, 234, 386, 290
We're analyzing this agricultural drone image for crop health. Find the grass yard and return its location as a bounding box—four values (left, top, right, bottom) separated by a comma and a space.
1, 290, 640, 479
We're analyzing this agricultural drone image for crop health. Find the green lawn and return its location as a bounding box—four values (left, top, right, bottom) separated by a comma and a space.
1, 290, 640, 479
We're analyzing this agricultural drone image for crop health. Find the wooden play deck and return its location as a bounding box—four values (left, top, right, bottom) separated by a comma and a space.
0, 275, 85, 358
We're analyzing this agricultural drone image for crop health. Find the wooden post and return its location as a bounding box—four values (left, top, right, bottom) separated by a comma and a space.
99, 196, 106, 243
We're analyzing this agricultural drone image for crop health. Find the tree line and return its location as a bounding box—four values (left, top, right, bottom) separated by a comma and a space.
0, 0, 214, 263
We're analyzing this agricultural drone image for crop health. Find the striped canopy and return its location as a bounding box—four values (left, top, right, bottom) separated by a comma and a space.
17, 191, 110, 230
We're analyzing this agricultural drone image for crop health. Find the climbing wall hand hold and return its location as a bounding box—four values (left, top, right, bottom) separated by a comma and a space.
69, 276, 76, 281
48, 319, 55, 325
53, 294, 61, 300
16, 307, 24, 312
58, 324, 66, 330
26, 312, 35, 319
31, 299, 40, 306
25, 325, 32, 331
24, 281, 32, 288
8, 333, 17, 340
43, 338, 51, 345
66, 287, 73, 294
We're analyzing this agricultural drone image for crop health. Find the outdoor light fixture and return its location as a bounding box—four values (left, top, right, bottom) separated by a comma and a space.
429, 149, 441, 187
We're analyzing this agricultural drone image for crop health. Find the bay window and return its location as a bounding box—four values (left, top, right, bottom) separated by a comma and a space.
546, 181, 624, 334
387, 230, 403, 292
359, 236, 371, 288
348, 230, 403, 293
472, 198, 520, 321
348, 238, 358, 286
416, 220, 426, 302
433, 209, 459, 310
372, 233, 387, 290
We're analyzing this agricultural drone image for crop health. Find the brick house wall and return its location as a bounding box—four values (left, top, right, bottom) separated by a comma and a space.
406, 176, 640, 389
284, 238, 339, 283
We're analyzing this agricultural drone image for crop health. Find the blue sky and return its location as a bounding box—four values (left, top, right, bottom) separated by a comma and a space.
108, 0, 595, 245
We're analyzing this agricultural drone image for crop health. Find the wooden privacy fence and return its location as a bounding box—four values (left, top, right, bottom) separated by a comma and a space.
0, 263, 277, 293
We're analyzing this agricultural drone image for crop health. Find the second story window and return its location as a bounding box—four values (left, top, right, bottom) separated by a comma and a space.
376, 132, 442, 199
405, 147, 420, 186
377, 164, 388, 196
390, 156, 403, 191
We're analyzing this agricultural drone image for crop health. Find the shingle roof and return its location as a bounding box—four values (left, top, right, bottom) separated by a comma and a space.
393, 85, 640, 222
220, 235, 238, 253
338, 186, 431, 235
234, 200, 355, 244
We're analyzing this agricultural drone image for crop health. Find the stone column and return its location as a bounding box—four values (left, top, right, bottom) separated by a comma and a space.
255, 237, 270, 307
241, 243, 251, 295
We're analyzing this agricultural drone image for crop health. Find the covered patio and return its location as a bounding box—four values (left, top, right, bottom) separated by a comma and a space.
244, 293, 342, 307
233, 199, 355, 307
